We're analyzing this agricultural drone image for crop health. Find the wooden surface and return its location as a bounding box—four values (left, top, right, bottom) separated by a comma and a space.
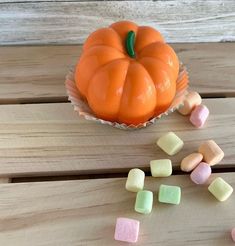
1, 0, 235, 45
0, 173, 234, 245
1, 43, 235, 104
0, 98, 234, 177
1, 1, 235, 244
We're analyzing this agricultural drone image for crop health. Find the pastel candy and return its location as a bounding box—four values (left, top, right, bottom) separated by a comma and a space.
181, 153, 203, 172
178, 91, 202, 115
114, 217, 139, 243
198, 140, 224, 166
150, 159, 172, 177
190, 105, 209, 128
190, 162, 211, 184
157, 132, 184, 156
126, 168, 145, 192
135, 190, 153, 214
158, 184, 181, 205
208, 177, 233, 202
231, 228, 235, 242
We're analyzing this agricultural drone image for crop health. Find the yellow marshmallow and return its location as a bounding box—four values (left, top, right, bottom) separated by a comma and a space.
150, 159, 172, 177
157, 132, 184, 156
125, 168, 145, 192
208, 177, 233, 202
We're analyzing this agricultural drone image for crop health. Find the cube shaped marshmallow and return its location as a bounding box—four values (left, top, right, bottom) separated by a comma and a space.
114, 217, 139, 243
208, 177, 233, 202
158, 184, 181, 205
150, 159, 172, 177
157, 132, 184, 156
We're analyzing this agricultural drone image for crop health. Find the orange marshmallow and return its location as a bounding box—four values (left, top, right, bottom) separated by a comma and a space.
178, 91, 202, 115
198, 140, 224, 166
181, 153, 203, 172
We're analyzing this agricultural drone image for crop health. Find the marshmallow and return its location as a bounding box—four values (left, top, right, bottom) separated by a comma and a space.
190, 105, 209, 128
158, 184, 181, 205
150, 159, 172, 177
125, 168, 145, 192
231, 228, 235, 242
157, 132, 184, 156
208, 177, 233, 202
181, 153, 203, 172
135, 190, 153, 214
178, 91, 202, 115
114, 217, 139, 243
190, 162, 211, 184
198, 140, 224, 166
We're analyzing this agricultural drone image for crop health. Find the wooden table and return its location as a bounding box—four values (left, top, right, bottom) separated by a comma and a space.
0, 1, 235, 245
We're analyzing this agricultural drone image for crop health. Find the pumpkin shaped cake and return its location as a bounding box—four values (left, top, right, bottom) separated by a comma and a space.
75, 21, 180, 125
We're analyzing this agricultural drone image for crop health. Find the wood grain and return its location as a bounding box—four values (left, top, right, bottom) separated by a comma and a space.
0, 43, 235, 104
0, 98, 234, 177
0, 1, 235, 45
0, 173, 234, 245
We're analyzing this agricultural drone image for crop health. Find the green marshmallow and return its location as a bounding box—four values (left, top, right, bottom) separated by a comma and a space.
135, 190, 153, 214
158, 184, 181, 205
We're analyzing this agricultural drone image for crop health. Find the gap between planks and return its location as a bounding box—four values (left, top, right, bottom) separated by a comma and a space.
0, 95, 231, 106
11, 167, 235, 183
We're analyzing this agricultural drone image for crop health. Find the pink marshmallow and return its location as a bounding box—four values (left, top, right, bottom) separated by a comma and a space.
190, 105, 209, 128
232, 228, 235, 242
190, 162, 211, 184
114, 217, 139, 243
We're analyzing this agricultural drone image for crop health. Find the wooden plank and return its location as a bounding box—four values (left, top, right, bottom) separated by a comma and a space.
0, 98, 234, 177
1, 0, 151, 2
0, 1, 235, 45
0, 43, 235, 104
0, 173, 234, 245
0, 0, 121, 2
0, 45, 76, 104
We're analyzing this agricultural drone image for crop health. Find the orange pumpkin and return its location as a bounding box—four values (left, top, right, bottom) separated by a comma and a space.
75, 21, 179, 125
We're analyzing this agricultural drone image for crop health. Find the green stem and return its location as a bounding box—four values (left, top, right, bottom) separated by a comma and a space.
126, 31, 135, 58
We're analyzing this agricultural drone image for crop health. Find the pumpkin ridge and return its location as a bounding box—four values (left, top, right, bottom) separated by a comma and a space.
139, 43, 179, 80
117, 61, 156, 124
139, 57, 176, 115
136, 41, 162, 54
79, 45, 125, 59
138, 56, 175, 79
137, 61, 157, 115
76, 46, 125, 96
138, 41, 164, 55
109, 25, 128, 56
107, 27, 125, 54
83, 28, 126, 55
87, 58, 130, 121
138, 57, 158, 110
135, 27, 165, 54
87, 57, 129, 99
116, 60, 131, 122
